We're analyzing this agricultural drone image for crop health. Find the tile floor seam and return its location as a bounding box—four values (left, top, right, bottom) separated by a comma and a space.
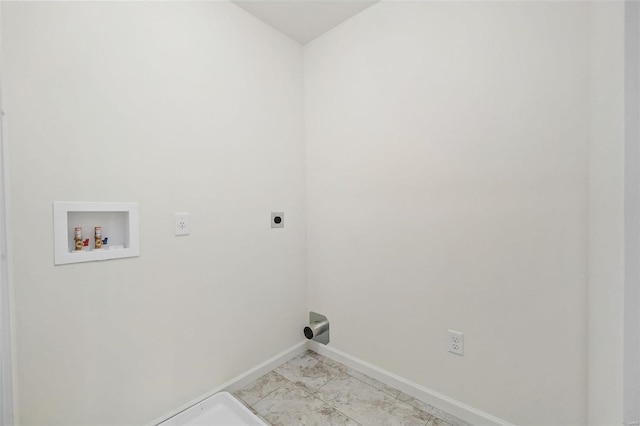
294, 379, 350, 419
342, 369, 399, 398
233, 393, 251, 407
308, 377, 364, 424
314, 374, 433, 426
246, 375, 291, 407
233, 370, 290, 407
317, 399, 364, 426
421, 411, 437, 425
309, 350, 401, 399
236, 351, 470, 426
288, 379, 319, 398
251, 381, 360, 425
310, 373, 342, 396
314, 352, 454, 425
308, 392, 363, 426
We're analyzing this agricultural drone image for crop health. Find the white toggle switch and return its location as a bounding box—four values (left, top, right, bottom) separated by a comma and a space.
175, 213, 190, 236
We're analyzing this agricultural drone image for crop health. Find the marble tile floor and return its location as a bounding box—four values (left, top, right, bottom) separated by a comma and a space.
233, 350, 473, 426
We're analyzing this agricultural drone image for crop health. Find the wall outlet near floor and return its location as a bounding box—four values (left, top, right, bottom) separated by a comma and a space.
175, 212, 190, 236
448, 330, 464, 356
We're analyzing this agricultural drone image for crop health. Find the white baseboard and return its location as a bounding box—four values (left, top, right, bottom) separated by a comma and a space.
309, 341, 513, 426
148, 340, 511, 426
147, 341, 308, 426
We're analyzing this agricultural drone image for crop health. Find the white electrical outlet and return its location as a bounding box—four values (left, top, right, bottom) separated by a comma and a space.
448, 330, 464, 356
175, 213, 190, 236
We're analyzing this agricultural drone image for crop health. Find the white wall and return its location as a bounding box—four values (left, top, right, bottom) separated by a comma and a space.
1, 2, 306, 425
305, 2, 590, 425
588, 2, 625, 425
624, 1, 640, 424
1, 1, 629, 425
0, 2, 16, 424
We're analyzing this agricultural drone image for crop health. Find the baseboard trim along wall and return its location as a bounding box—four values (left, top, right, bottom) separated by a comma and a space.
146, 341, 308, 426
309, 342, 513, 426
148, 340, 511, 426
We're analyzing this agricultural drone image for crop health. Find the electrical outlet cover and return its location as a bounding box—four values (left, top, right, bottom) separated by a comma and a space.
175, 212, 190, 236
448, 330, 464, 356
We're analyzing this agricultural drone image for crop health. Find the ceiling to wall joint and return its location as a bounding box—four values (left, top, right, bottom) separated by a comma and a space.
231, 0, 379, 44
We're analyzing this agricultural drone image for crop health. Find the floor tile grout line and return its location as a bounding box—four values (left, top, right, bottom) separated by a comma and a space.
250, 374, 363, 426
312, 375, 434, 426
245, 376, 299, 426
274, 352, 346, 397
309, 351, 446, 425
306, 381, 364, 426
397, 394, 463, 426
308, 378, 364, 426
327, 403, 364, 426
234, 371, 290, 408
310, 371, 342, 395
307, 351, 460, 425
252, 371, 291, 404
320, 361, 400, 401
309, 350, 402, 399
243, 351, 461, 426
344, 371, 400, 399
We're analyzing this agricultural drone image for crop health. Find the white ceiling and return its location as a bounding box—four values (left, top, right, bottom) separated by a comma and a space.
232, 1, 379, 44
